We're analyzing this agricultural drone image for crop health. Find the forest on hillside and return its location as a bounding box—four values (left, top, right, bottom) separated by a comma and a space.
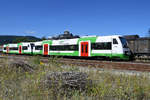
0, 35, 41, 45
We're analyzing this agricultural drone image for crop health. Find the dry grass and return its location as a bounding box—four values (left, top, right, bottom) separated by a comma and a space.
0, 56, 150, 100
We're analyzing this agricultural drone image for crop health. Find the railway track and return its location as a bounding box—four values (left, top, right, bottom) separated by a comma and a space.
1, 54, 150, 72
48, 58, 150, 72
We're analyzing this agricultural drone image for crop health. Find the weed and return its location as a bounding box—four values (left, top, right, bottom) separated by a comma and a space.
0, 57, 150, 100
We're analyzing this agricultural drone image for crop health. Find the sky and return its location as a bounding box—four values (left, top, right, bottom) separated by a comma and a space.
0, 0, 150, 38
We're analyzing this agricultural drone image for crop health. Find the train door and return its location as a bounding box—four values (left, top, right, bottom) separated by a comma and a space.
43, 44, 49, 55
80, 41, 90, 57
19, 45, 22, 54
6, 46, 9, 53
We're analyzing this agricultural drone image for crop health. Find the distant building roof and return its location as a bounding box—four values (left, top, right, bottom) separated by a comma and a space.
48, 31, 80, 40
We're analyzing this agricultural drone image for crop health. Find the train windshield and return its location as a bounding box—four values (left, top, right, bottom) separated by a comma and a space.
119, 37, 128, 48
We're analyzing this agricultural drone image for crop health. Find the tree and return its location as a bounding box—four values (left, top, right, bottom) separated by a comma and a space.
12, 37, 37, 43
13, 37, 29, 43
41, 36, 47, 40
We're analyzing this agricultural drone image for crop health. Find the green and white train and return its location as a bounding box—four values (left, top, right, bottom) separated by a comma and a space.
2, 35, 132, 60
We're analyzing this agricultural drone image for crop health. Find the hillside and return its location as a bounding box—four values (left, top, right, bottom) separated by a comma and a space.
0, 35, 41, 45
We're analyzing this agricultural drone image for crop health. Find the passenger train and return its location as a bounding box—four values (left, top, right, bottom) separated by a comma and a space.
2, 35, 131, 60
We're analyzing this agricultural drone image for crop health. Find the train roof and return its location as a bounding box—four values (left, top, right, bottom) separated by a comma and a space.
137, 37, 150, 40
123, 35, 139, 39
81, 35, 122, 38
124, 35, 150, 40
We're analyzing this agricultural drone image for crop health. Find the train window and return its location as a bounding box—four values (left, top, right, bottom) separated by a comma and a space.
22, 46, 28, 50
50, 46, 55, 50
91, 42, 112, 50
9, 47, 18, 50
30, 44, 35, 49
70, 45, 75, 50
113, 39, 118, 44
35, 46, 43, 50
85, 44, 88, 53
50, 45, 78, 51
119, 37, 128, 48
82, 44, 84, 53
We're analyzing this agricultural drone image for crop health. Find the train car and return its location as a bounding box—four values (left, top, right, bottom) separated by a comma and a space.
3, 43, 19, 54
3, 42, 34, 55
135, 38, 150, 56
2, 35, 131, 60
48, 35, 131, 60
32, 41, 42, 55
19, 42, 35, 55
124, 35, 150, 58
3, 44, 8, 53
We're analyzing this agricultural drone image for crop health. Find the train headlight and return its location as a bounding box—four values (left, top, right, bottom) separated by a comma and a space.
124, 51, 131, 55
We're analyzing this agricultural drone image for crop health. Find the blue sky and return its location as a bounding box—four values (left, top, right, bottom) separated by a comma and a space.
0, 0, 150, 38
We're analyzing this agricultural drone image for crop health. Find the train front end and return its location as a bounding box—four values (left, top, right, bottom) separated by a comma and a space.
119, 37, 132, 60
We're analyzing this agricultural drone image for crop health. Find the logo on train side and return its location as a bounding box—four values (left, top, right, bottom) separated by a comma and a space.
59, 40, 69, 45
59, 40, 64, 43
